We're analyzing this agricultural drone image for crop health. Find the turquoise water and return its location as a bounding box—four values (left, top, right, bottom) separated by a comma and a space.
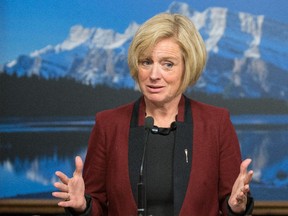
0, 115, 287, 200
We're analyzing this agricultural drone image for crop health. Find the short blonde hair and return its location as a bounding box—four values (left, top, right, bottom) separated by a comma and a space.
128, 13, 207, 94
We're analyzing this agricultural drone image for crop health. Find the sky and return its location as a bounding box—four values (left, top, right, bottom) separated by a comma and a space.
1, 0, 287, 64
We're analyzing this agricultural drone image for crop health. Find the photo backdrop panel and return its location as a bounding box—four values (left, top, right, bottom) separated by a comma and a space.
0, 0, 287, 201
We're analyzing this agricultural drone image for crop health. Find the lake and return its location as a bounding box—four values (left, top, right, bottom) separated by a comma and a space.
0, 115, 287, 200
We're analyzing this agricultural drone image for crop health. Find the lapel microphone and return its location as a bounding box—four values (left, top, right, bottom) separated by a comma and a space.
137, 116, 154, 216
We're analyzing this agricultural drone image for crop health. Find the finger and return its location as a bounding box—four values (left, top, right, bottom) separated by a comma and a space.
52, 191, 70, 200
73, 156, 83, 177
236, 194, 247, 205
54, 181, 69, 192
55, 171, 70, 184
240, 158, 252, 175
242, 184, 250, 194
57, 199, 74, 208
244, 169, 254, 185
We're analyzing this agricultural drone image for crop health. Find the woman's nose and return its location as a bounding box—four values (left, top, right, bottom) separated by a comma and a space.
149, 64, 161, 80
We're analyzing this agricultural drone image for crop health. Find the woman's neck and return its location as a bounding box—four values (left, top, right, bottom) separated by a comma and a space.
144, 95, 181, 127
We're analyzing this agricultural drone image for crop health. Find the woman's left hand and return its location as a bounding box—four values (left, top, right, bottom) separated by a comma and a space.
228, 158, 254, 213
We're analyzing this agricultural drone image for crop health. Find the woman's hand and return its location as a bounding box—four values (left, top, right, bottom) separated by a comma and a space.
52, 156, 87, 213
228, 158, 254, 213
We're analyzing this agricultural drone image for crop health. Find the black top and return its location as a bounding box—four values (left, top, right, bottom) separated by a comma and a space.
146, 126, 176, 216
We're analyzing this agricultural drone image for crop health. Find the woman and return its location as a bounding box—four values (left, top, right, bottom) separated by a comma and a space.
53, 13, 254, 215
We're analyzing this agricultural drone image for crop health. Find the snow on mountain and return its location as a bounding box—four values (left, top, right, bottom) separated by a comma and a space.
2, 2, 288, 99
168, 2, 288, 99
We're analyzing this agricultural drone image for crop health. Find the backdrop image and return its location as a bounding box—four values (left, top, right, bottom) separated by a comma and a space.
0, 0, 287, 202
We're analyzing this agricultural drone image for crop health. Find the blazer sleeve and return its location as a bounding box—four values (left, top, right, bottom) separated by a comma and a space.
217, 110, 250, 215
82, 114, 109, 215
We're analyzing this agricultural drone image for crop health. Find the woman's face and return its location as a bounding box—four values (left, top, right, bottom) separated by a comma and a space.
137, 38, 184, 105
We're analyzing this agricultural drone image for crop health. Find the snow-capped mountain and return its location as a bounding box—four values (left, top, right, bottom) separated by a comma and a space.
2, 2, 288, 99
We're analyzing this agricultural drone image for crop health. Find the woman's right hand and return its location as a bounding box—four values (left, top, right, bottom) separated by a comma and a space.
52, 156, 87, 213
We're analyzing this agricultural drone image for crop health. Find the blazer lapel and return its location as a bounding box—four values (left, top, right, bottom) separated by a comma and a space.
128, 97, 146, 203
173, 95, 193, 215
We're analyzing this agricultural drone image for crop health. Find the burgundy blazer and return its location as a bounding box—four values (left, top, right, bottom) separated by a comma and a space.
82, 95, 243, 216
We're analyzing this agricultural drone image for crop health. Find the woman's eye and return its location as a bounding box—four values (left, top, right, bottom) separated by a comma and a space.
140, 59, 152, 66
164, 62, 174, 68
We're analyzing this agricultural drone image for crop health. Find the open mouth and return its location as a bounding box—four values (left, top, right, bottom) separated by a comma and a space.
147, 85, 164, 93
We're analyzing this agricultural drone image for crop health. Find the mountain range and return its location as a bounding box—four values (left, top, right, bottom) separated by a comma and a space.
1, 2, 288, 100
